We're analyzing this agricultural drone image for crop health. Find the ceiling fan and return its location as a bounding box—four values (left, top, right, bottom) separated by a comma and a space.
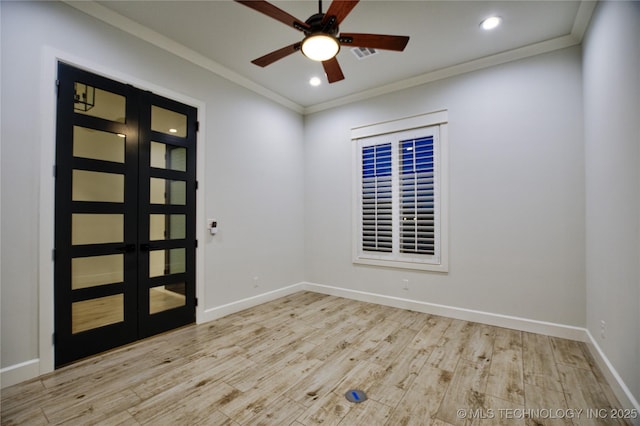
235, 0, 410, 83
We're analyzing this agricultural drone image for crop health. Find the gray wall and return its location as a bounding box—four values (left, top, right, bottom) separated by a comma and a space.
304, 46, 585, 327
583, 0, 640, 403
0, 1, 305, 368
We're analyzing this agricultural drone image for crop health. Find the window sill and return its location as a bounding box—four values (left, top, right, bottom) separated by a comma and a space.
353, 256, 448, 273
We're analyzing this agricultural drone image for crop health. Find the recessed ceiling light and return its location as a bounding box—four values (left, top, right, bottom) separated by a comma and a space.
309, 76, 322, 87
480, 16, 502, 30
169, 128, 178, 133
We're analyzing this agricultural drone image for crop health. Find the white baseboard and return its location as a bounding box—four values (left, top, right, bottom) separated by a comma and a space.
200, 282, 304, 323
584, 330, 640, 416
301, 282, 587, 341
0, 359, 40, 389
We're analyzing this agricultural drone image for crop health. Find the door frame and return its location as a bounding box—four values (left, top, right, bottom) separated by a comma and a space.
38, 47, 206, 375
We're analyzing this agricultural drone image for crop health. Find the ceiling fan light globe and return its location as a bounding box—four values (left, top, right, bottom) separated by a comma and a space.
301, 34, 340, 62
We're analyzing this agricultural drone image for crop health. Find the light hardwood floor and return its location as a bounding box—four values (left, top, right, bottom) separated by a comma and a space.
1, 291, 629, 425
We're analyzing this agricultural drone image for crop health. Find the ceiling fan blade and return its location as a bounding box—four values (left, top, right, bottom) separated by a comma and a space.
235, 0, 310, 32
340, 33, 410, 51
322, 0, 359, 26
251, 42, 301, 67
322, 57, 345, 83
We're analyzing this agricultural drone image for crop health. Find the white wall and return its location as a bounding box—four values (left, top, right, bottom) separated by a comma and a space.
0, 1, 305, 371
583, 0, 640, 405
304, 46, 586, 327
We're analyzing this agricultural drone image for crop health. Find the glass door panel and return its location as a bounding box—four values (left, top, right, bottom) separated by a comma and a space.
149, 248, 186, 278
74, 82, 126, 122
71, 214, 124, 245
72, 170, 124, 202
150, 142, 187, 171
151, 106, 187, 137
73, 126, 125, 163
72, 294, 124, 334
149, 177, 187, 206
149, 283, 186, 314
150, 178, 186, 205
149, 214, 186, 240
72, 254, 123, 289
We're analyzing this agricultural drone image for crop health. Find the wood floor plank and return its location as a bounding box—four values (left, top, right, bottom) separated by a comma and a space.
351, 318, 404, 353
549, 337, 591, 370
461, 323, 495, 366
330, 359, 387, 400
474, 394, 525, 426
556, 363, 628, 426
385, 365, 452, 426
434, 359, 490, 426
366, 347, 431, 407
522, 332, 564, 392
242, 396, 306, 426
338, 397, 393, 425
408, 314, 452, 352
485, 328, 524, 405
42, 388, 141, 425
427, 319, 475, 372
0, 406, 49, 426
365, 326, 418, 367
0, 378, 47, 414
0, 292, 627, 426
285, 349, 364, 407
523, 382, 572, 426
296, 390, 352, 426
220, 357, 320, 424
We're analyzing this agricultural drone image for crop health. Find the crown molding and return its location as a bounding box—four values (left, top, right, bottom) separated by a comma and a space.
571, 0, 598, 41
304, 1, 597, 115
63, 1, 305, 114
64, 0, 596, 117
304, 34, 581, 114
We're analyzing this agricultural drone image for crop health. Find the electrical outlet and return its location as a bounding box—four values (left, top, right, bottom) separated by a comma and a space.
600, 320, 606, 339
253, 276, 260, 288
402, 278, 409, 291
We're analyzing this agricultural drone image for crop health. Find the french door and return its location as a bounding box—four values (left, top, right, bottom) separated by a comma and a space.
54, 63, 197, 367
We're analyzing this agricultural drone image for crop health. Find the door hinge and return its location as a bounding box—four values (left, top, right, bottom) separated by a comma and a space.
52, 332, 56, 345
55, 79, 60, 96
195, 121, 200, 132
52, 249, 56, 262
195, 297, 198, 307
194, 239, 198, 248
195, 181, 198, 191
53, 165, 57, 178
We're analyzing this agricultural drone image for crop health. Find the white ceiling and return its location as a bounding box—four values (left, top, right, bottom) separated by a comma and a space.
79, 0, 594, 112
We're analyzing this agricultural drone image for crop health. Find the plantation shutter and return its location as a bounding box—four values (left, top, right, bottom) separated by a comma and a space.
361, 143, 393, 252
399, 137, 435, 255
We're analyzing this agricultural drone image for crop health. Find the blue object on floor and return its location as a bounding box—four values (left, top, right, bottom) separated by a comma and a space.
345, 389, 367, 403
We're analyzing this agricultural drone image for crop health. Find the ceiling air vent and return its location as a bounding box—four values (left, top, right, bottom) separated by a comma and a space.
351, 47, 378, 60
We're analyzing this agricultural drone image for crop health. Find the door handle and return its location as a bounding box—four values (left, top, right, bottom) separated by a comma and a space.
115, 244, 136, 253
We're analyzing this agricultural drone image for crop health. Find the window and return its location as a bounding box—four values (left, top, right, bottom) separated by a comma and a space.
352, 111, 448, 272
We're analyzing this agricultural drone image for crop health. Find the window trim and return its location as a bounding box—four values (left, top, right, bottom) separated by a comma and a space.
351, 110, 449, 272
